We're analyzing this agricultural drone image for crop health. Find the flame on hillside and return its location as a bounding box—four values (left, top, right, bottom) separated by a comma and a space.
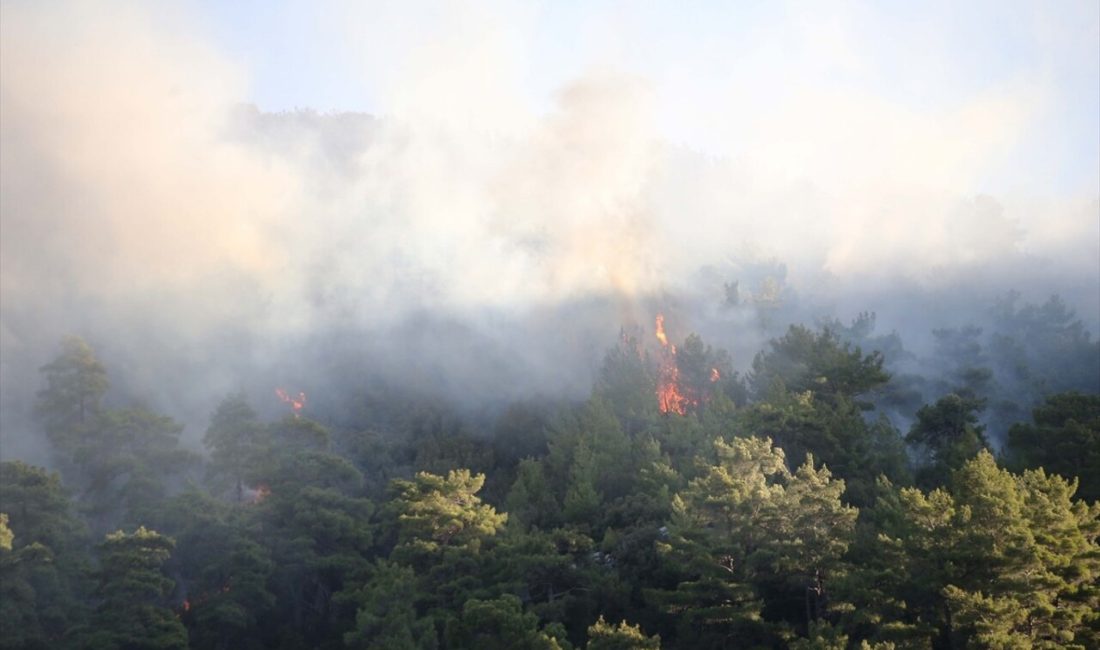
275, 388, 306, 416
177, 583, 232, 617
654, 314, 722, 415
655, 313, 669, 347
655, 314, 687, 415
245, 484, 271, 504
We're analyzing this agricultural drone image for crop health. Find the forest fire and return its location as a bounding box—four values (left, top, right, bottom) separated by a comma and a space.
3, 3, 1095, 647
655, 314, 688, 415
178, 583, 232, 617
655, 313, 669, 347
654, 314, 722, 415
246, 484, 271, 504
275, 388, 306, 416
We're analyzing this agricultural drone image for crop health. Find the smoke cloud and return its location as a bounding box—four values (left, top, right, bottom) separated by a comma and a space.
2, 1, 1097, 460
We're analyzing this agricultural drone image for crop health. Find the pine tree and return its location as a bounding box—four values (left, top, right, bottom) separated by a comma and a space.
946, 453, 1099, 647
505, 458, 561, 530
906, 393, 989, 489
391, 469, 507, 560
586, 615, 660, 649
148, 490, 275, 650
446, 595, 568, 650
1004, 392, 1100, 503
0, 461, 91, 649
259, 449, 373, 646
850, 452, 1100, 648
0, 514, 11, 551
651, 437, 857, 647
86, 527, 187, 650
202, 393, 268, 503
344, 560, 437, 650
35, 336, 109, 456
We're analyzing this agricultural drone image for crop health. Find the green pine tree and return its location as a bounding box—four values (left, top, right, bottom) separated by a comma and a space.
586, 615, 660, 649
86, 527, 187, 650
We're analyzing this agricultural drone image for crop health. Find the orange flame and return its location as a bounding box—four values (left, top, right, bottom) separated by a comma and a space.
178, 581, 231, 615
654, 315, 724, 414
655, 314, 688, 415
655, 313, 669, 347
275, 388, 306, 416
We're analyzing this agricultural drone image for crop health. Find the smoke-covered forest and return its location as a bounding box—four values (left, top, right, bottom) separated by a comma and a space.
3, 298, 1099, 649
2, 1, 1100, 649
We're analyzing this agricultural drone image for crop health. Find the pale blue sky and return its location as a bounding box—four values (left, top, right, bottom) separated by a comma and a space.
188, 1, 1098, 195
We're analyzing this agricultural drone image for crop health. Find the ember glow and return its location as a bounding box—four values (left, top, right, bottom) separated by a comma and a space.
178, 583, 232, 616
654, 314, 688, 415
275, 388, 306, 416
247, 484, 271, 504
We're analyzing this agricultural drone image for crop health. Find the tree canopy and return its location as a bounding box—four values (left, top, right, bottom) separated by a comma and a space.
6, 310, 1098, 649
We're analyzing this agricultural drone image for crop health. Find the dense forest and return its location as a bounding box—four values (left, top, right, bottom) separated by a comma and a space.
2, 297, 1099, 650
4, 1, 1099, 648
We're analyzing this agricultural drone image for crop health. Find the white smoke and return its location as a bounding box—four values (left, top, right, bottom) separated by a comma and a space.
1, 1, 1096, 457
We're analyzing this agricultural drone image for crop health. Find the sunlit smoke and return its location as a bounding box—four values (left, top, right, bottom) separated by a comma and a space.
0, 1, 1096, 453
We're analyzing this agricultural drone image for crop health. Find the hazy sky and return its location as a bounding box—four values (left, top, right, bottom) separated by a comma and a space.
192, 0, 1100, 196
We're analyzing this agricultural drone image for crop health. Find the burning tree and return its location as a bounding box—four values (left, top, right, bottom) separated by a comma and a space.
274, 388, 307, 417
653, 314, 730, 416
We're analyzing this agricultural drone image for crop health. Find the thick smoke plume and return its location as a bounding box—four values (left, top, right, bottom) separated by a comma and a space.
2, 1, 1097, 461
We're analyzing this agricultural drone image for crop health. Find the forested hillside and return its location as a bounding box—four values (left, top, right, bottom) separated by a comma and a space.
4, 2, 1099, 649
3, 307, 1098, 650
